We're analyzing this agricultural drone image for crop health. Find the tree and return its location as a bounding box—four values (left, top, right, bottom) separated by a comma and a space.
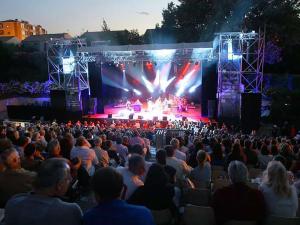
101, 19, 110, 31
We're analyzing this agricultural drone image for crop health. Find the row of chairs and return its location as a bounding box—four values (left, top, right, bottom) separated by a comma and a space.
151, 205, 300, 225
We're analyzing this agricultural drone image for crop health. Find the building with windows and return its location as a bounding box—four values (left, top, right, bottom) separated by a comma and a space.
0, 19, 47, 41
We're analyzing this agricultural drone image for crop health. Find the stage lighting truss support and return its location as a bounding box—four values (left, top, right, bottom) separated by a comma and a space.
47, 38, 91, 93
217, 31, 265, 118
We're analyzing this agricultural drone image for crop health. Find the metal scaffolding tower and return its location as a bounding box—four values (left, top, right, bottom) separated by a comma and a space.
47, 39, 91, 111
217, 31, 265, 118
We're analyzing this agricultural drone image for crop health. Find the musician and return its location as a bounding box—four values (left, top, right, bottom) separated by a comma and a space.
126, 100, 131, 110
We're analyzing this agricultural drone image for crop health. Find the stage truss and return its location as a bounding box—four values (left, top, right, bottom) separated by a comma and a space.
217, 31, 265, 118
47, 39, 93, 111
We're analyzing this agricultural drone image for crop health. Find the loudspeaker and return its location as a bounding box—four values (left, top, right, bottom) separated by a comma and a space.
108, 114, 112, 118
88, 62, 104, 113
208, 100, 216, 118
241, 93, 262, 133
129, 114, 134, 119
50, 90, 66, 110
138, 116, 143, 120
163, 116, 168, 121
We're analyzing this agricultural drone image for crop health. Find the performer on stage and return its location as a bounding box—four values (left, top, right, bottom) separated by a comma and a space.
126, 100, 131, 110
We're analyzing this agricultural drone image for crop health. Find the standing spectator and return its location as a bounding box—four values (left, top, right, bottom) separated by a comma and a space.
257, 144, 273, 170
260, 161, 298, 217
71, 136, 99, 176
21, 143, 42, 171
225, 143, 246, 169
212, 161, 266, 225
47, 140, 62, 158
244, 139, 258, 167
115, 136, 128, 164
5, 158, 83, 225
83, 167, 155, 225
210, 143, 225, 166
129, 130, 145, 149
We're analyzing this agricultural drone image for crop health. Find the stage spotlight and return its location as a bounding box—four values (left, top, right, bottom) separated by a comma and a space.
188, 85, 198, 93
142, 76, 154, 93
123, 88, 129, 92
133, 89, 142, 96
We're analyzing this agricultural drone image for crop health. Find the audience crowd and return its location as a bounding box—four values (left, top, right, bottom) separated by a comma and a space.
0, 118, 299, 225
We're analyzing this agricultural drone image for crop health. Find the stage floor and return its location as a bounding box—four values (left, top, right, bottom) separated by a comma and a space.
84, 103, 209, 122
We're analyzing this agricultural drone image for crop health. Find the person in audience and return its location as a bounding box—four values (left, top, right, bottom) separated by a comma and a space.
115, 136, 128, 165
83, 167, 155, 225
210, 143, 225, 166
34, 140, 47, 160
257, 144, 273, 170
93, 136, 109, 167
189, 150, 211, 188
129, 130, 145, 149
128, 163, 177, 214
103, 140, 120, 167
21, 143, 42, 171
130, 144, 152, 180
47, 139, 62, 158
259, 160, 298, 217
5, 158, 83, 225
170, 138, 186, 161
212, 160, 266, 225
71, 136, 99, 176
177, 136, 189, 153
15, 136, 30, 158
0, 148, 36, 208
225, 143, 247, 169
59, 133, 74, 160
165, 145, 191, 181
244, 139, 258, 167
116, 154, 145, 200
188, 138, 204, 168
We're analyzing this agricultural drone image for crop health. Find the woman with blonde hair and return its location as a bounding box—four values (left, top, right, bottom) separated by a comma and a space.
259, 160, 298, 217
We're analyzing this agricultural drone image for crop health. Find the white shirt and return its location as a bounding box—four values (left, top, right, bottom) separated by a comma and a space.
166, 157, 191, 180
175, 149, 186, 161
259, 183, 298, 217
116, 167, 144, 200
71, 146, 99, 176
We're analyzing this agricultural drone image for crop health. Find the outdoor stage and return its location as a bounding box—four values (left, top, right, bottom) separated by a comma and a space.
83, 102, 209, 122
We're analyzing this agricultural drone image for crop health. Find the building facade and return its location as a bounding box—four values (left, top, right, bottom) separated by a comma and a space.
0, 19, 47, 41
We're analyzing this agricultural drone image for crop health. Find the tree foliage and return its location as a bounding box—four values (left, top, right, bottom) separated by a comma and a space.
101, 19, 110, 31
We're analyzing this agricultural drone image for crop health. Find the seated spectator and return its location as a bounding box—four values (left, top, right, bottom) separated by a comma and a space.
21, 143, 42, 171
93, 136, 109, 167
259, 160, 298, 217
0, 148, 36, 207
212, 161, 266, 225
187, 138, 204, 168
130, 144, 152, 180
103, 140, 120, 167
257, 144, 273, 170
117, 154, 145, 200
115, 136, 128, 165
189, 150, 211, 187
47, 140, 62, 158
225, 143, 247, 169
165, 145, 191, 181
83, 167, 155, 225
170, 138, 186, 161
5, 158, 82, 225
128, 163, 176, 214
210, 143, 225, 166
71, 136, 99, 176
244, 139, 258, 167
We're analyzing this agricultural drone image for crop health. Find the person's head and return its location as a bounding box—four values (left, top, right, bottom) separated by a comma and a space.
144, 164, 168, 188
196, 150, 208, 167
165, 145, 175, 157
0, 138, 13, 152
122, 136, 129, 146
129, 144, 144, 156
273, 154, 287, 169
231, 143, 242, 155
100, 134, 107, 142
264, 160, 291, 197
92, 167, 123, 202
116, 136, 122, 145
76, 136, 91, 148
228, 161, 248, 184
47, 140, 61, 157
170, 138, 180, 149
194, 141, 204, 151
260, 144, 270, 155
164, 165, 176, 184
212, 143, 223, 159
271, 145, 279, 156
1, 148, 21, 170
34, 158, 71, 196
103, 140, 113, 150
32, 132, 41, 142
156, 149, 166, 165
244, 139, 252, 149
128, 154, 145, 176
93, 136, 102, 147
24, 143, 36, 158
